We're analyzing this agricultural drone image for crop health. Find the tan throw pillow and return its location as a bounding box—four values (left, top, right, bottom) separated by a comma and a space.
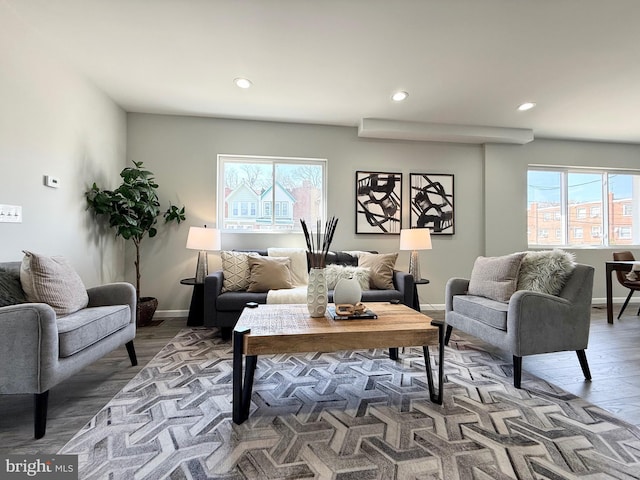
267, 247, 309, 286
20, 251, 89, 316
358, 252, 398, 290
468, 252, 527, 302
221, 251, 260, 292
247, 256, 293, 293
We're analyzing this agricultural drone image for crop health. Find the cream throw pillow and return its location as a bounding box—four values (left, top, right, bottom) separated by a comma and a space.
221, 251, 260, 292
20, 251, 89, 316
468, 252, 527, 302
357, 252, 398, 290
247, 256, 293, 292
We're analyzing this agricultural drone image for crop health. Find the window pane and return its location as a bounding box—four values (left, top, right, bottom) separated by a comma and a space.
609, 173, 639, 245
275, 163, 323, 227
527, 171, 562, 245
567, 172, 603, 246
220, 156, 325, 232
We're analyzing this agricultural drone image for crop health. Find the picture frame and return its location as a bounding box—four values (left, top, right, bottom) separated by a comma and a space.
355, 171, 402, 234
409, 173, 454, 234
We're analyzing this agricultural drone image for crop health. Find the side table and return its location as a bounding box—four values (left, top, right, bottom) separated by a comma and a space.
412, 278, 430, 311
180, 278, 204, 326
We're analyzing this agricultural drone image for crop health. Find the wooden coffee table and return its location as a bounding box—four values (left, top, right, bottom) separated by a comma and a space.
232, 302, 444, 424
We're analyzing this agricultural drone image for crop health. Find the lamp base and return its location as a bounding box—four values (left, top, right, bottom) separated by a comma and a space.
409, 250, 420, 281
194, 250, 208, 284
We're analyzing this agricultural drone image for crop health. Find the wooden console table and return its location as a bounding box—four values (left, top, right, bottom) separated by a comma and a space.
232, 302, 444, 424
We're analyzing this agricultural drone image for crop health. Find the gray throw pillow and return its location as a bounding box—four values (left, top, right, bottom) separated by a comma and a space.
20, 251, 89, 316
468, 253, 527, 302
0, 269, 27, 307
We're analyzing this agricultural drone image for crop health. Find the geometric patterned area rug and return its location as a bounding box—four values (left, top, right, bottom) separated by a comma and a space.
59, 328, 640, 479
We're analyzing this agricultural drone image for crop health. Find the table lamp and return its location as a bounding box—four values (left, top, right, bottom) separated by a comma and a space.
400, 228, 432, 281
186, 226, 221, 283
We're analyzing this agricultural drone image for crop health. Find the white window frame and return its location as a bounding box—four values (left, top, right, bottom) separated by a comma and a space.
218, 154, 327, 233
528, 166, 640, 247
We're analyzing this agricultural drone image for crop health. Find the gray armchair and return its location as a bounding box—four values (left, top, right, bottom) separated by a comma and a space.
444, 263, 594, 388
0, 261, 137, 439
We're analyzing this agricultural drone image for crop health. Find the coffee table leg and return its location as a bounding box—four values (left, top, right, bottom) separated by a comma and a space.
423, 319, 444, 405
389, 347, 399, 360
233, 328, 257, 424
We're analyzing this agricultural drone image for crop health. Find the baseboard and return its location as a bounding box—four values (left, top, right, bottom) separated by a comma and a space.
156, 298, 635, 319
155, 309, 188, 318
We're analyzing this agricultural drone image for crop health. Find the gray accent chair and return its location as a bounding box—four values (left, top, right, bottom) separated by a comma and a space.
0, 261, 137, 439
444, 263, 594, 388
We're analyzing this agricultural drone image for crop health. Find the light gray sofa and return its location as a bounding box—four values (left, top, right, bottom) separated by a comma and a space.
0, 261, 137, 438
444, 263, 595, 388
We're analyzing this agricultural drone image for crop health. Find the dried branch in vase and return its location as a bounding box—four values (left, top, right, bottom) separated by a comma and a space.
301, 216, 339, 269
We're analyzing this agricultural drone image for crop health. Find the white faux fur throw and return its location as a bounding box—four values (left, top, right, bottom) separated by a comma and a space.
516, 249, 576, 296
267, 286, 308, 304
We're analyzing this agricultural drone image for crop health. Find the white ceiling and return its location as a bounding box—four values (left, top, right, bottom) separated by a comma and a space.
6, 0, 640, 143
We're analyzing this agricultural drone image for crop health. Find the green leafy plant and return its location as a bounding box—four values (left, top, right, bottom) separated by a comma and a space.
86, 160, 186, 299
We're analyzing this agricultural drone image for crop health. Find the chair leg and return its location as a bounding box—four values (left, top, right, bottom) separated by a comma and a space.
34, 391, 49, 439
444, 325, 453, 346
513, 356, 522, 389
618, 290, 634, 319
576, 350, 592, 380
126, 341, 138, 366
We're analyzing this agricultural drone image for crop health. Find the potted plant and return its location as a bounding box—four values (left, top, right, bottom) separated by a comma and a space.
86, 160, 186, 326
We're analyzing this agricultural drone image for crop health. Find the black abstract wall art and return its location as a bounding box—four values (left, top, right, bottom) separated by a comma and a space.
409, 173, 454, 234
355, 171, 402, 234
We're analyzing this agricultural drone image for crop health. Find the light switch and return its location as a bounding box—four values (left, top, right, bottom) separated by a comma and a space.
0, 204, 22, 223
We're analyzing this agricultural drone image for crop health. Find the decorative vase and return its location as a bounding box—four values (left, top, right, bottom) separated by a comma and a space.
333, 277, 362, 306
307, 267, 328, 317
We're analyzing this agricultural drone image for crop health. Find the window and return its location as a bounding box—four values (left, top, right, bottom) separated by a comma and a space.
539, 229, 548, 238
528, 168, 640, 246
218, 155, 327, 232
619, 227, 632, 239
543, 212, 551, 221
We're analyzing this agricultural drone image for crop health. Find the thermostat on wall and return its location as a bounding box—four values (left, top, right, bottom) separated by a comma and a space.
44, 175, 60, 188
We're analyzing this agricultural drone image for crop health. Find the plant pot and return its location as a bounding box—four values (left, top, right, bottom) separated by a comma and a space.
137, 296, 158, 327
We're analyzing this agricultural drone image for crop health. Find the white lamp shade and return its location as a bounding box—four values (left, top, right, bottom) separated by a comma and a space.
186, 227, 221, 251
399, 228, 432, 251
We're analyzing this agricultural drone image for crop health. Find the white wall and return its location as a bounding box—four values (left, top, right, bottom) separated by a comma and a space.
127, 114, 485, 313
0, 3, 127, 285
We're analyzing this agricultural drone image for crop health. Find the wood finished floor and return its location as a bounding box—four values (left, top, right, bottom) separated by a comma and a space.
1, 306, 639, 455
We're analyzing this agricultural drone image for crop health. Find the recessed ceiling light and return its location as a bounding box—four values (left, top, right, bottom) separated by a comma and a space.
518, 102, 536, 111
234, 78, 252, 89
392, 91, 409, 102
